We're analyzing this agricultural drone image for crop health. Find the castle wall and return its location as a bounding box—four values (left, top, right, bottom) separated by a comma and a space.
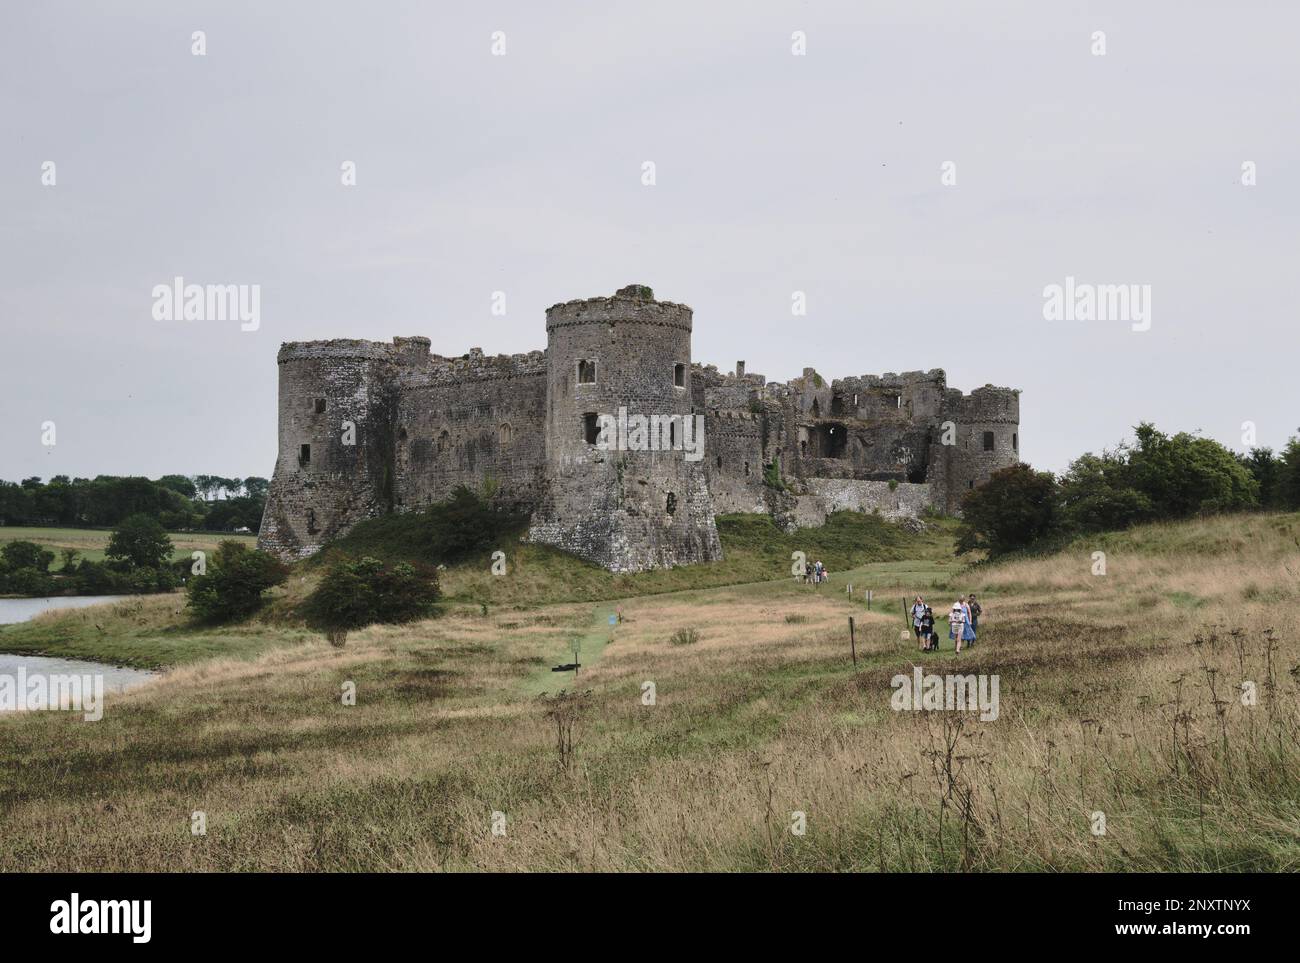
703, 410, 767, 514
795, 478, 932, 526
395, 349, 547, 513
258, 285, 1021, 568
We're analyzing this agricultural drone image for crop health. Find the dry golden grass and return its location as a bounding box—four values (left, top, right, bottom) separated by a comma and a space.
2, 512, 1298, 871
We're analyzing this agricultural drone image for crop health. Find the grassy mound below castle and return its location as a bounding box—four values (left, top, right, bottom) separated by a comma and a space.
329, 507, 958, 609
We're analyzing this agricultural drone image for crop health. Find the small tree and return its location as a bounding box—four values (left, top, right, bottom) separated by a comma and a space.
187, 541, 289, 622
1126, 423, 1258, 516
0, 540, 55, 573
1058, 451, 1153, 533
1275, 435, 1300, 511
956, 463, 1061, 557
106, 514, 174, 569
304, 556, 440, 647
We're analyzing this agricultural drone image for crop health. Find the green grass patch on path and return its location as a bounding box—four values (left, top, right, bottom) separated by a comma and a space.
521, 603, 618, 696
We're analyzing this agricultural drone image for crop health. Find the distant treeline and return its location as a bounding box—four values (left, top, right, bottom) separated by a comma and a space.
957, 423, 1300, 557
0, 474, 268, 533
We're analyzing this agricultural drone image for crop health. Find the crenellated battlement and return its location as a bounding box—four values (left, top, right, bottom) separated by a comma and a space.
545, 290, 692, 333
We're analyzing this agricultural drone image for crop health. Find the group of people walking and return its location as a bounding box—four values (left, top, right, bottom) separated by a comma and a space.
910, 594, 982, 653
802, 560, 830, 584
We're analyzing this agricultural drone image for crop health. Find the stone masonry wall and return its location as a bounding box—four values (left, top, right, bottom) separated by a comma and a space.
396, 349, 547, 513
259, 285, 1020, 568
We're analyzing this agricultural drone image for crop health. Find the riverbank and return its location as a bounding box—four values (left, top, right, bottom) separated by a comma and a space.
0, 593, 316, 670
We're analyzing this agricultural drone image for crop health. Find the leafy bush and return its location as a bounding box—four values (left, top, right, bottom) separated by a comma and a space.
958, 422, 1273, 558
956, 464, 1061, 557
186, 541, 289, 622
1274, 436, 1300, 510
303, 556, 440, 645
1, 567, 55, 597
1, 540, 55, 572
1058, 452, 1153, 533
1125, 423, 1257, 516
422, 487, 519, 563
0, 541, 58, 595
107, 514, 174, 570
322, 486, 525, 566
71, 559, 132, 595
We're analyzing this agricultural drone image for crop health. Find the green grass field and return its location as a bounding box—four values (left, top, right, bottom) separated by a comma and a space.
0, 526, 256, 569
1, 512, 1298, 871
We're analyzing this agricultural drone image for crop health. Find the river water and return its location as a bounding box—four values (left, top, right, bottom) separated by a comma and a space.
0, 595, 158, 701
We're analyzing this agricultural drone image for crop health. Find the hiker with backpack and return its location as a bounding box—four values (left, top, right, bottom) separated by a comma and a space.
920, 606, 936, 651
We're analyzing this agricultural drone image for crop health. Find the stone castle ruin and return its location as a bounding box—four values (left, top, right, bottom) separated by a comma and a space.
258, 285, 1021, 571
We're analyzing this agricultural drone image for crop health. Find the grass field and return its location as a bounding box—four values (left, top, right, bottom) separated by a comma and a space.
1, 512, 1298, 871
0, 526, 256, 569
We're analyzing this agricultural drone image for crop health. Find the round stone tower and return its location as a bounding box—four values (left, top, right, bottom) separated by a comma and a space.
937, 384, 1021, 512
528, 284, 723, 571
257, 340, 399, 559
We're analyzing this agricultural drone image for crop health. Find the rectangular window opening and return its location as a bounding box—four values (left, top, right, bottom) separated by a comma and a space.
577, 359, 596, 384
583, 412, 600, 445
982, 431, 995, 452
674, 363, 686, 388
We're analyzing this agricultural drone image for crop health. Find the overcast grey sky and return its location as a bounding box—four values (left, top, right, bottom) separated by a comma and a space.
2, 0, 1296, 482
